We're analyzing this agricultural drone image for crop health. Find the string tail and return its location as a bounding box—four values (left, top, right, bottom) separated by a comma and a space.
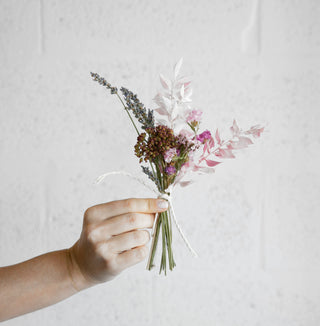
93, 170, 158, 194
168, 199, 198, 258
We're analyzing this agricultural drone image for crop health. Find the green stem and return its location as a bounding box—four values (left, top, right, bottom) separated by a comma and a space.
146, 213, 161, 270
165, 210, 175, 270
116, 93, 140, 135
160, 213, 167, 275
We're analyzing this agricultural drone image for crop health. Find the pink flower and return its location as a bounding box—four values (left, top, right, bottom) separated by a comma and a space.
186, 110, 203, 123
165, 166, 176, 175
196, 130, 211, 143
164, 148, 179, 163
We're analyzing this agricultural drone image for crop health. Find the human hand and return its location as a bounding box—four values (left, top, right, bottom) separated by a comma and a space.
67, 198, 168, 290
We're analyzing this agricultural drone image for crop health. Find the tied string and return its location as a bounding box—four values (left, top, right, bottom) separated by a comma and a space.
94, 171, 198, 258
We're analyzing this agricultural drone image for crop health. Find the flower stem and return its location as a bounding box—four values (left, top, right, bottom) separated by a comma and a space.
116, 93, 140, 135
146, 207, 176, 274
146, 212, 161, 270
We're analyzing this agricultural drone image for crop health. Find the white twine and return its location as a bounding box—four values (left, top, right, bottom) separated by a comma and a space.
94, 170, 198, 258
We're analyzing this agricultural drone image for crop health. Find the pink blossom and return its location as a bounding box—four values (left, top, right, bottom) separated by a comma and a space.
196, 130, 212, 143
164, 148, 179, 163
186, 110, 203, 123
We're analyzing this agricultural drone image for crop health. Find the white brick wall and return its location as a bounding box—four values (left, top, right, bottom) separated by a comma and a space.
1, 0, 319, 325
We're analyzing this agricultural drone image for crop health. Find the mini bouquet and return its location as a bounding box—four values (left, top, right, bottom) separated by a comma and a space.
91, 58, 264, 275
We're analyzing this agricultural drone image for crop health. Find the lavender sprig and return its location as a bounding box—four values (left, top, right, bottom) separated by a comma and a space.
90, 72, 118, 94
120, 87, 155, 130
141, 166, 161, 191
91, 72, 155, 132
91, 72, 140, 134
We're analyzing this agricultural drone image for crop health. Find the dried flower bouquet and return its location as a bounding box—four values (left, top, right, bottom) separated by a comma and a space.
91, 58, 264, 274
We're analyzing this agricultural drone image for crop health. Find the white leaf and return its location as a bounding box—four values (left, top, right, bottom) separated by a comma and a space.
181, 97, 192, 103
184, 86, 193, 99
171, 101, 179, 120
180, 84, 185, 98
174, 57, 183, 78
156, 119, 169, 126
162, 96, 172, 110
155, 107, 168, 116
177, 75, 191, 84
159, 74, 171, 90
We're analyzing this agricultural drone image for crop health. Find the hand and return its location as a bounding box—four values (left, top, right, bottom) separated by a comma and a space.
67, 198, 168, 290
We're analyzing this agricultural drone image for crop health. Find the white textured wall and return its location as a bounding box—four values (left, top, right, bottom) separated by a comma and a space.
1, 0, 319, 325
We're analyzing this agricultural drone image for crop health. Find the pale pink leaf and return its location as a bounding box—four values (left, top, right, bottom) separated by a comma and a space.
239, 136, 253, 146
230, 119, 240, 136
228, 136, 253, 149
203, 142, 208, 155
245, 126, 264, 138
215, 148, 235, 159
205, 159, 221, 167
195, 166, 216, 174
215, 128, 222, 145
208, 137, 215, 149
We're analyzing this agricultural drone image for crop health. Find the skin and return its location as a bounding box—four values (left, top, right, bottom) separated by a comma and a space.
0, 197, 168, 322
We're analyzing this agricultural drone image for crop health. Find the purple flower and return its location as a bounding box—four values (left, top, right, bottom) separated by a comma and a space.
165, 166, 176, 175
196, 130, 212, 143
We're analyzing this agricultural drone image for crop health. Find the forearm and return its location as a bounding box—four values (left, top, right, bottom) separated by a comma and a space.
0, 248, 91, 322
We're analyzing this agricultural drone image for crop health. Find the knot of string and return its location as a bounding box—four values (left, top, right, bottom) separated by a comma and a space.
95, 171, 197, 257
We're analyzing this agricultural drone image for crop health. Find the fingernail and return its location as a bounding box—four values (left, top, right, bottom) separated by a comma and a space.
157, 199, 168, 209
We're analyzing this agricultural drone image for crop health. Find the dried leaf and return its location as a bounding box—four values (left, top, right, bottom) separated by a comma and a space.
159, 74, 171, 90
171, 101, 179, 120
208, 137, 215, 149
184, 86, 193, 99
196, 167, 216, 174
205, 159, 221, 167
179, 180, 193, 187
174, 57, 183, 79
155, 107, 168, 115
162, 96, 172, 109
215, 128, 222, 145
230, 119, 240, 136
239, 136, 253, 146
177, 75, 192, 84
228, 136, 253, 149
203, 142, 208, 155
215, 148, 235, 159
180, 84, 185, 98
156, 119, 169, 126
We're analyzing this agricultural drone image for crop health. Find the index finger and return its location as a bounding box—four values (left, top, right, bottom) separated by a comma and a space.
84, 198, 168, 224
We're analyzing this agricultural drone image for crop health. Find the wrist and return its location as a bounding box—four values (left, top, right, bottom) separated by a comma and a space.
65, 243, 96, 292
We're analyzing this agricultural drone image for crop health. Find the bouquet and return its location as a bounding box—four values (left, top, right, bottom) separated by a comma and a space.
91, 58, 264, 274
